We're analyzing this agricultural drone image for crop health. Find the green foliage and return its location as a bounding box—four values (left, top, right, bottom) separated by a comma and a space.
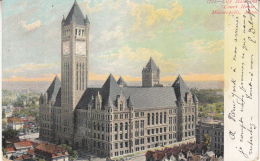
202, 134, 211, 152
2, 100, 8, 106
2, 146, 6, 155
190, 88, 223, 105
58, 144, 78, 160
2, 129, 19, 140
2, 120, 7, 127
2, 109, 6, 118
13, 99, 23, 107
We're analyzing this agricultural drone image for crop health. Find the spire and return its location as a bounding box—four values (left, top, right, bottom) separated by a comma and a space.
46, 76, 61, 102
102, 74, 122, 107
143, 57, 159, 72
128, 96, 134, 107
64, 1, 87, 26
117, 76, 127, 87
193, 94, 198, 102
172, 75, 190, 102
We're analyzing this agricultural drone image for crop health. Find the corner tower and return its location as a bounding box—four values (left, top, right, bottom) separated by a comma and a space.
60, 0, 90, 145
142, 57, 161, 87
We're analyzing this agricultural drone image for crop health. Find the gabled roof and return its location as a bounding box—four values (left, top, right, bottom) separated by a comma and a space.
47, 76, 61, 102
64, 1, 88, 26
172, 75, 190, 101
14, 140, 33, 149
143, 57, 159, 72
117, 76, 127, 87
101, 74, 122, 106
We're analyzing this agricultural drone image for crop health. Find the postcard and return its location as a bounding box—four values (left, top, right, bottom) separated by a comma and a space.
1, 0, 258, 161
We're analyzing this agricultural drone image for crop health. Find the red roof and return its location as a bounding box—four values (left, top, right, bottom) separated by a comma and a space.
35, 143, 69, 158
14, 140, 33, 149
27, 149, 35, 155
5, 147, 15, 152
15, 154, 30, 161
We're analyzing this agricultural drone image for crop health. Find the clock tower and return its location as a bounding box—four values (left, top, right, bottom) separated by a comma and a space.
60, 0, 89, 145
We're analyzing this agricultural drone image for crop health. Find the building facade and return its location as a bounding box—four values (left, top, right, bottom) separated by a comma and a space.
196, 121, 224, 157
39, 1, 199, 159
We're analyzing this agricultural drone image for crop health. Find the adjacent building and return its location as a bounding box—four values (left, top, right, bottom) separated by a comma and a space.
196, 121, 224, 157
7, 117, 24, 130
39, 0, 199, 159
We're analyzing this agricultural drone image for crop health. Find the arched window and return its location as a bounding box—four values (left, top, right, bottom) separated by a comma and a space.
102, 124, 104, 131
75, 29, 77, 35
125, 122, 128, 131
120, 123, 123, 131
156, 113, 159, 124
185, 116, 187, 122
98, 123, 100, 131
120, 102, 123, 111
79, 29, 81, 35
152, 113, 154, 125
94, 122, 96, 130
192, 115, 194, 121
115, 123, 118, 132
148, 113, 150, 125
189, 115, 191, 122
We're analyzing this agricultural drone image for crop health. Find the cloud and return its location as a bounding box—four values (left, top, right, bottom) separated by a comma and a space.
99, 45, 179, 74
161, 73, 224, 82
3, 63, 58, 73
189, 40, 224, 54
89, 73, 141, 81
21, 20, 41, 31
128, 1, 183, 33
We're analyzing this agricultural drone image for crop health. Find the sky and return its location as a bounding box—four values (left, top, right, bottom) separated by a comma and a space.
2, 0, 224, 83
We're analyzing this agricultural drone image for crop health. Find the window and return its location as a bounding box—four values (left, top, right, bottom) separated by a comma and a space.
156, 128, 159, 134
160, 128, 162, 133
120, 114, 123, 119
120, 134, 123, 140
164, 112, 166, 123
125, 142, 128, 147
120, 123, 123, 131
125, 122, 128, 131
147, 137, 150, 143
115, 143, 118, 149
82, 30, 84, 36
125, 133, 128, 139
135, 112, 139, 117
120, 103, 123, 111
156, 113, 159, 124
164, 127, 166, 132
148, 113, 150, 125
125, 114, 128, 119
75, 29, 77, 35
115, 123, 118, 131
160, 112, 162, 124
152, 113, 155, 125
147, 129, 150, 135
120, 142, 123, 148
79, 29, 81, 35
115, 134, 118, 140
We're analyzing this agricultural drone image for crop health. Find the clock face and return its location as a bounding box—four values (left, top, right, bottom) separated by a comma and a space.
63, 41, 70, 55
76, 41, 86, 55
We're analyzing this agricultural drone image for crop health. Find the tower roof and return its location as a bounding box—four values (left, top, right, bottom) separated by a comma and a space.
101, 74, 122, 106
64, 1, 89, 26
117, 76, 127, 87
127, 96, 134, 107
46, 76, 61, 102
172, 75, 190, 101
143, 57, 159, 72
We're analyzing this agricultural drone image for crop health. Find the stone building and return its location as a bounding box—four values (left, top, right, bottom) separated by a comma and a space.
196, 121, 224, 157
39, 1, 199, 159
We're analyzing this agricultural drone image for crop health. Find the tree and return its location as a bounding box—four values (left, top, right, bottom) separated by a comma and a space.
202, 134, 211, 152
2, 129, 19, 140
2, 109, 6, 118
58, 144, 78, 160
